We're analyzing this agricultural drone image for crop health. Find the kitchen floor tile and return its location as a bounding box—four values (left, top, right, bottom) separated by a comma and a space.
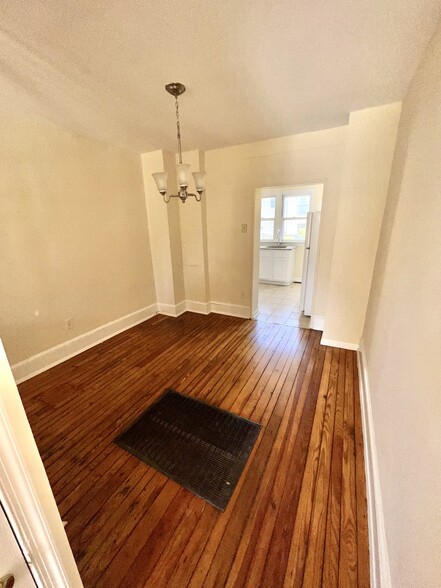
257, 283, 311, 330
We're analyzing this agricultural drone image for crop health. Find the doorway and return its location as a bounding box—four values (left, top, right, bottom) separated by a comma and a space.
251, 183, 324, 326
257, 282, 307, 327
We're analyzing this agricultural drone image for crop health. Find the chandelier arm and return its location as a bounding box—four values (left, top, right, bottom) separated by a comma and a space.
162, 192, 188, 203
187, 193, 202, 202
162, 191, 203, 203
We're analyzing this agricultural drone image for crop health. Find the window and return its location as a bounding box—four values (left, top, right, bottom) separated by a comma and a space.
260, 196, 276, 241
260, 191, 310, 242
282, 195, 309, 241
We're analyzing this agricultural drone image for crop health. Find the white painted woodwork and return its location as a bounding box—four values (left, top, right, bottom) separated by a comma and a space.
0, 503, 35, 587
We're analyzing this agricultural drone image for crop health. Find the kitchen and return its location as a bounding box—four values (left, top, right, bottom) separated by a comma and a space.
256, 184, 323, 327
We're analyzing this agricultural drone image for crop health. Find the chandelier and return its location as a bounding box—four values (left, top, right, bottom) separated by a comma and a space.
152, 83, 206, 203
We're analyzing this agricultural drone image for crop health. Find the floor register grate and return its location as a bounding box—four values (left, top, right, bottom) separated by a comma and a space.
115, 389, 262, 510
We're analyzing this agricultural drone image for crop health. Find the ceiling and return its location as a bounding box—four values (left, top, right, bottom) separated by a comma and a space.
1, 1, 440, 152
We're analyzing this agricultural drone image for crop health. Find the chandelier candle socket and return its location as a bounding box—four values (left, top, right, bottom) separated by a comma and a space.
152, 83, 206, 203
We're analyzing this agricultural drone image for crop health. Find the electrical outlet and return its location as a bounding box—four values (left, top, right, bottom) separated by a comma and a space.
65, 318, 73, 330
241, 289, 245, 298
241, 223, 247, 233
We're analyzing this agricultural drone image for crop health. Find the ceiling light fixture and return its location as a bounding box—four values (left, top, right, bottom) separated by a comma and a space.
152, 83, 206, 203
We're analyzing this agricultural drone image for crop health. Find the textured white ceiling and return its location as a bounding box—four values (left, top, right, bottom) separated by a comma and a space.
0, 1, 440, 152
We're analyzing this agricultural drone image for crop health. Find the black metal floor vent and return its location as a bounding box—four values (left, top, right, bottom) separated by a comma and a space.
115, 389, 262, 510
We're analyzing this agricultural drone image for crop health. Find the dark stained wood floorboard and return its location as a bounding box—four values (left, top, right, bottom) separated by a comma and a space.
339, 351, 358, 586
223, 329, 311, 588
19, 312, 369, 587
46, 314, 248, 493
322, 349, 346, 587
198, 334, 322, 588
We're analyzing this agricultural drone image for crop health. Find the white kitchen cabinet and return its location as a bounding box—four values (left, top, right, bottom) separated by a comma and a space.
259, 251, 273, 281
259, 247, 296, 285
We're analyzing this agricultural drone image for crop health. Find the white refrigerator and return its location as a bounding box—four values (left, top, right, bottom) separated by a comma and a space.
299, 211, 321, 316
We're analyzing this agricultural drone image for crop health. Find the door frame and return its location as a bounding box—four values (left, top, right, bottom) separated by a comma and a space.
0, 340, 83, 587
251, 182, 325, 319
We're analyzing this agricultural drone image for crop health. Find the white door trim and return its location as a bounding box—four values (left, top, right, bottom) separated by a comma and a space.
0, 339, 83, 587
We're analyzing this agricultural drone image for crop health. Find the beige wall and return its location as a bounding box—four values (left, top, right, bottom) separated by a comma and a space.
323, 103, 402, 346
141, 148, 211, 309
0, 118, 156, 365
205, 127, 348, 316
141, 150, 186, 308
362, 22, 441, 588
164, 152, 186, 305
178, 150, 210, 304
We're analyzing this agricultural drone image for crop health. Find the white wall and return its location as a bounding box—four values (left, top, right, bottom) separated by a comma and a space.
323, 103, 402, 348
361, 21, 441, 588
0, 117, 156, 365
205, 127, 348, 318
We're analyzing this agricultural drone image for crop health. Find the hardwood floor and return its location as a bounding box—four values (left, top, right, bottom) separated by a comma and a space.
19, 312, 369, 587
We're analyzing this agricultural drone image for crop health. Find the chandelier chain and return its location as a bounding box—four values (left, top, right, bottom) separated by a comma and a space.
175, 97, 183, 164
152, 82, 205, 203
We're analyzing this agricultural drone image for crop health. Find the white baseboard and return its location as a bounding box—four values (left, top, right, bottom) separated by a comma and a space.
310, 315, 324, 331
156, 301, 186, 317
12, 299, 251, 384
158, 300, 213, 317
175, 301, 187, 316
320, 337, 359, 351
12, 304, 158, 384
185, 300, 210, 315
259, 279, 291, 286
358, 340, 391, 588
157, 300, 249, 318
209, 301, 251, 319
